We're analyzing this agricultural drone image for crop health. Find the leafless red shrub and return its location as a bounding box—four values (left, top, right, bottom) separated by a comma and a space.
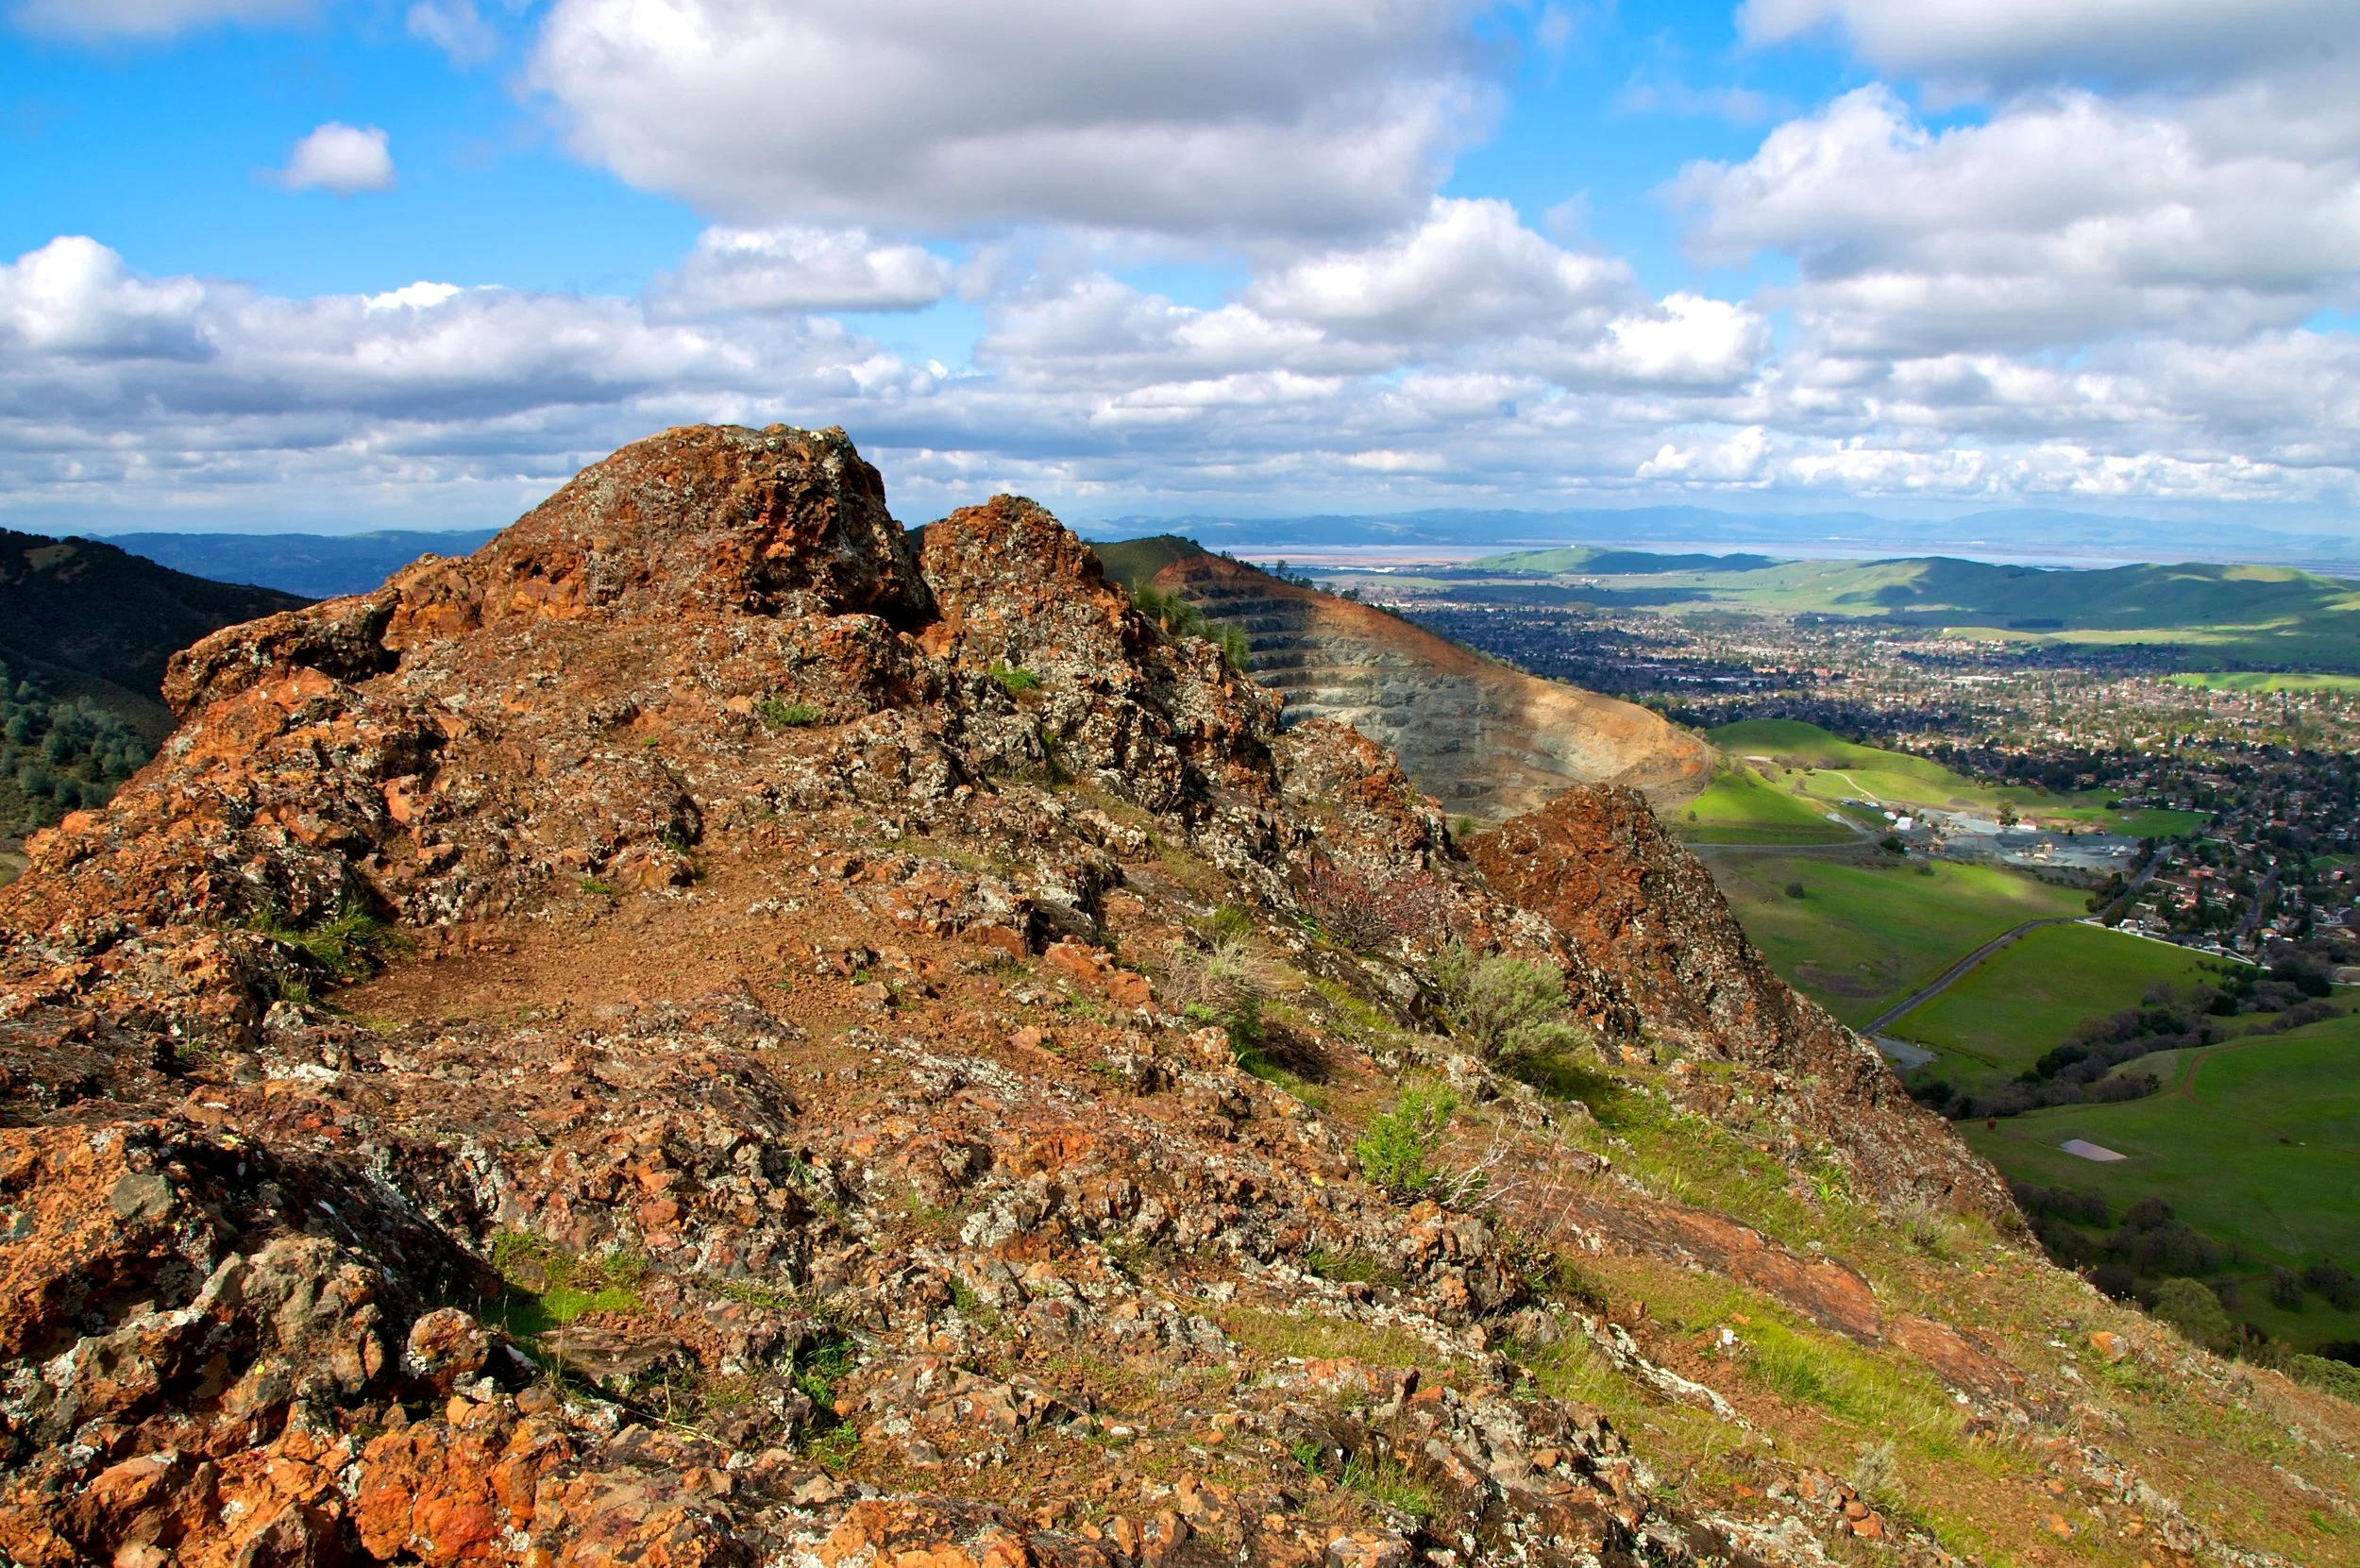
1302, 851, 1449, 953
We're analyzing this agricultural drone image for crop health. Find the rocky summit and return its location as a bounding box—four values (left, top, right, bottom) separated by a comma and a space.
1, 425, 2351, 1568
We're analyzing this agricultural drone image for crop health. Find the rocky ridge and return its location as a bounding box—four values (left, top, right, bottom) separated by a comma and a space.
2, 425, 2351, 1568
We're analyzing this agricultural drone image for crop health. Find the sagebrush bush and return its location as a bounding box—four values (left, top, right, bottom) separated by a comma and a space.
1430, 944, 1585, 1064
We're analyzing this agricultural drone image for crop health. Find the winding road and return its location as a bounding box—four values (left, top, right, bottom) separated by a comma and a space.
1861, 846, 2173, 1036
1860, 917, 2084, 1035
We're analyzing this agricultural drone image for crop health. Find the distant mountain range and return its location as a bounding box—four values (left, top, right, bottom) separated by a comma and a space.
103, 529, 500, 599
57, 506, 2359, 593
1464, 548, 2360, 651
1078, 506, 2360, 571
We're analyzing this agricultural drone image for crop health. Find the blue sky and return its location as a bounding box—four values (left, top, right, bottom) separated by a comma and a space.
3, 0, 2357, 536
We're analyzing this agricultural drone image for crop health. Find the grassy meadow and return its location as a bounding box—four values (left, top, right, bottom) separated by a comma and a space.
1706, 851, 2088, 1026
1673, 763, 1857, 844
1708, 717, 2204, 834
1894, 923, 2234, 1082
1963, 1010, 2360, 1348
2167, 670, 2360, 694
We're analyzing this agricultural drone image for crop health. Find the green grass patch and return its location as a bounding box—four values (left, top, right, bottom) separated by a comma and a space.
482, 1232, 648, 1336
1706, 851, 2088, 1026
756, 696, 822, 729
1217, 1305, 1464, 1389
2115, 807, 2212, 837
1897, 922, 2232, 1082
1302, 1246, 1401, 1287
1712, 718, 2139, 830
987, 662, 1044, 695
1340, 1451, 1434, 1518
1676, 764, 1855, 845
1964, 1010, 2360, 1291
2168, 671, 2360, 694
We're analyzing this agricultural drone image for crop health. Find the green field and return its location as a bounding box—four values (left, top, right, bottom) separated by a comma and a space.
1675, 764, 1857, 844
1708, 851, 2090, 1026
1710, 718, 2205, 835
1964, 1011, 2360, 1342
1894, 923, 2234, 1085
2167, 671, 2360, 694
2113, 807, 2213, 837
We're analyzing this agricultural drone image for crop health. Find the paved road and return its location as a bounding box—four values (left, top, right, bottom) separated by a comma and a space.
2233, 868, 2279, 949
1861, 916, 2086, 1035
1861, 846, 2172, 1036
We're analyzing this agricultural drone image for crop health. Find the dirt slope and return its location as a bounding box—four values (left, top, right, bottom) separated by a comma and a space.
0, 429, 2350, 1568
1140, 548, 1710, 819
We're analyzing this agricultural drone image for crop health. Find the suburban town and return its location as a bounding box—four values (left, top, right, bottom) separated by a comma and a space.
1349, 579, 2360, 965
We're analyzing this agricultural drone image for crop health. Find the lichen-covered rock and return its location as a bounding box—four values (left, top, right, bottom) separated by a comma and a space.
1469, 787, 2014, 1217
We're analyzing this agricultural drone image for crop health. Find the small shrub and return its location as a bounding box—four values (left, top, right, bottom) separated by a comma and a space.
2289, 1354, 2360, 1404
1784, 881, 1807, 899
2148, 1276, 2237, 1354
1135, 582, 1246, 669
756, 697, 822, 729
246, 904, 407, 986
1356, 1083, 1460, 1199
987, 662, 1043, 695
1302, 852, 1446, 953
2305, 1260, 2360, 1309
1430, 944, 1583, 1065
1215, 623, 1250, 672
1159, 934, 1268, 1071
1850, 1439, 1904, 1506
1202, 905, 1255, 942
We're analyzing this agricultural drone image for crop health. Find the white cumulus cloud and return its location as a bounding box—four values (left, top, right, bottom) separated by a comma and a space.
1246, 197, 1628, 344
524, 0, 1498, 238
652, 227, 956, 316
1673, 85, 2360, 356
3, 227, 2357, 533
278, 123, 397, 195
0, 236, 208, 360
407, 0, 502, 64
1736, 0, 2360, 93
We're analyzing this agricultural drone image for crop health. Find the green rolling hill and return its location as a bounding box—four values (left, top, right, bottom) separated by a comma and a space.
1458, 550, 2360, 667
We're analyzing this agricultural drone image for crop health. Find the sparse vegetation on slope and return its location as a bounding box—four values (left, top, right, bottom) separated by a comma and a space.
2, 427, 2352, 1568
